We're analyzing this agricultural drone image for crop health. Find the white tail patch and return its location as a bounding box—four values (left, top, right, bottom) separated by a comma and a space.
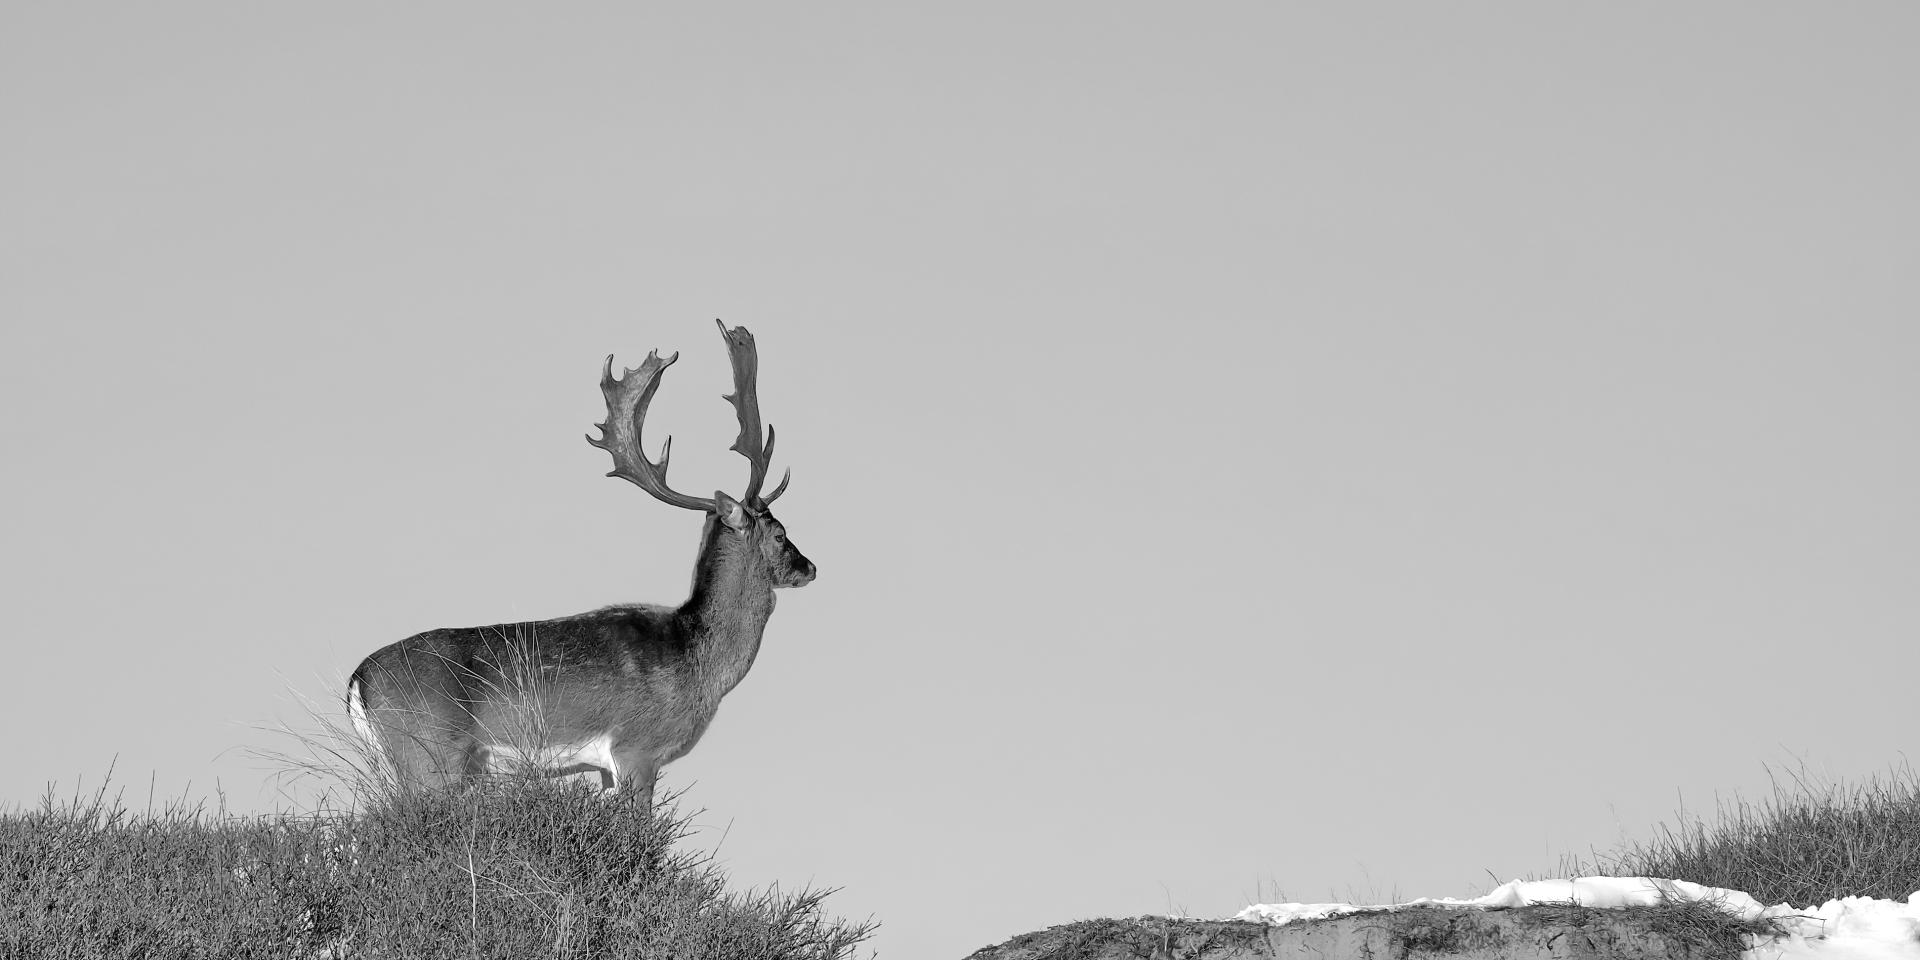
347, 675, 378, 751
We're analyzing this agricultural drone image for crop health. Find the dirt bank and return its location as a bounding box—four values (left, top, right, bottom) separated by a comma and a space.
962, 900, 1769, 959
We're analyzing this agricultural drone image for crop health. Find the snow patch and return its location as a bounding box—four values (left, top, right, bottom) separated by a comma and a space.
1235, 877, 1920, 960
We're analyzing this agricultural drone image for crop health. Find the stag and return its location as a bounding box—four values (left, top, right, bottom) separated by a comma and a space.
347, 321, 814, 806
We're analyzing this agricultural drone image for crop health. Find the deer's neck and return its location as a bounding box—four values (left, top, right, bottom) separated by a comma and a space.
676, 516, 776, 702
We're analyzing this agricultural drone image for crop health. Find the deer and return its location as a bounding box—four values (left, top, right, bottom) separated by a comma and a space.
346, 320, 815, 808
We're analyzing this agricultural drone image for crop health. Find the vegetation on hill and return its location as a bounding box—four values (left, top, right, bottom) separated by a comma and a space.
1578, 764, 1920, 906
0, 774, 874, 959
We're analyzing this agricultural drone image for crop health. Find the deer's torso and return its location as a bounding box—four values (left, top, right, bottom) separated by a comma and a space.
356, 601, 767, 771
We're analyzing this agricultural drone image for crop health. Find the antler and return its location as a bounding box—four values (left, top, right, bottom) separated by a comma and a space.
586, 351, 716, 513
715, 319, 790, 506
587, 322, 792, 513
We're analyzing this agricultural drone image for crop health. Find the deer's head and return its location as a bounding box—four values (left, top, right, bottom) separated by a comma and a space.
714, 491, 815, 588
588, 320, 817, 590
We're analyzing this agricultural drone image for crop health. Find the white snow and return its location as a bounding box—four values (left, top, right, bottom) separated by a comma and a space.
1235, 877, 1920, 960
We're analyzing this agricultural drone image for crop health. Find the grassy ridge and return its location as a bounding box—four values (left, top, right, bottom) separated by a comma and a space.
1579, 765, 1920, 906
0, 777, 873, 959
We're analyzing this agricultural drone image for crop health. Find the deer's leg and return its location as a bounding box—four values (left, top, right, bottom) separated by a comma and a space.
407, 728, 477, 788
366, 704, 470, 792
461, 740, 494, 779
605, 741, 659, 809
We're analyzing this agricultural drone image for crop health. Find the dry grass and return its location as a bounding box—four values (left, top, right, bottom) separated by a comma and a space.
0, 773, 873, 959
1570, 763, 1920, 907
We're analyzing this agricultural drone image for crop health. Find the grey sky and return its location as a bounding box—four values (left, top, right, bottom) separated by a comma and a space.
4, 5, 1917, 957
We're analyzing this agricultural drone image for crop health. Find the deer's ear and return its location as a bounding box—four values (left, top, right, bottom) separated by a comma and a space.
715, 491, 749, 532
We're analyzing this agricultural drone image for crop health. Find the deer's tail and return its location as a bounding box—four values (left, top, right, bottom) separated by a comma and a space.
346, 670, 379, 752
